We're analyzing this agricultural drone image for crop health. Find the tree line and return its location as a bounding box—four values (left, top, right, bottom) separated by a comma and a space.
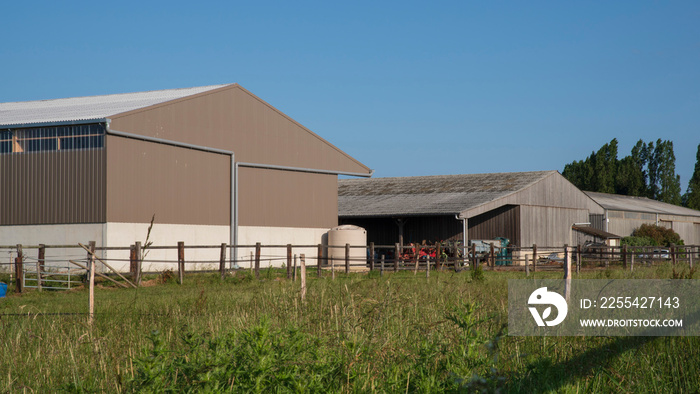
562, 139, 700, 210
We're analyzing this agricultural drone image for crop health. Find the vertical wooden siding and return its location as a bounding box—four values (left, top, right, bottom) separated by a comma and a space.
0, 150, 105, 225
519, 206, 590, 247
468, 205, 520, 245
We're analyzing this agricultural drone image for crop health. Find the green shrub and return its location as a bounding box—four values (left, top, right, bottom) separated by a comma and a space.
631, 224, 684, 246
621, 236, 658, 247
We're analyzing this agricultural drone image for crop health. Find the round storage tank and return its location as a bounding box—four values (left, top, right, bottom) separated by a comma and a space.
327, 225, 367, 268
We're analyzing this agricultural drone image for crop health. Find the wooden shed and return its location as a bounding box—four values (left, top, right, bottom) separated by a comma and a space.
339, 171, 604, 249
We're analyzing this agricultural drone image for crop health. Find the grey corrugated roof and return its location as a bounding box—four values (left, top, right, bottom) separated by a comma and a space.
572, 225, 621, 239
0, 84, 231, 127
585, 191, 700, 218
339, 171, 555, 217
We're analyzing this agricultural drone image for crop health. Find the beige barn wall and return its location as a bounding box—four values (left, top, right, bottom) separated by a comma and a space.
106, 135, 230, 226
108, 85, 370, 175
238, 167, 338, 228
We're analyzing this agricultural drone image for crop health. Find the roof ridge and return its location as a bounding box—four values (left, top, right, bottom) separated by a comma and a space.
339, 170, 556, 183
0, 84, 233, 105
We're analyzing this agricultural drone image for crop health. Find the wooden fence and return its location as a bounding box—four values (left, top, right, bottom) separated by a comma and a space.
3, 242, 698, 293
2, 241, 698, 323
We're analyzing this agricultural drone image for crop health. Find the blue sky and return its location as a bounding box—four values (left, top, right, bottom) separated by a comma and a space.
2, 1, 699, 189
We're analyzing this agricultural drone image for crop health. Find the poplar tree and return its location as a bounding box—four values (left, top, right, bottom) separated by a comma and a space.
683, 144, 700, 210
650, 140, 682, 205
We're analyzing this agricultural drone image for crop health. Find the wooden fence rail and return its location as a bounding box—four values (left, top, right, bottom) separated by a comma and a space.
3, 242, 699, 294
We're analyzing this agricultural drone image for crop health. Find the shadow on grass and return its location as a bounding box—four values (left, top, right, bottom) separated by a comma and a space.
506, 307, 700, 393
505, 335, 655, 393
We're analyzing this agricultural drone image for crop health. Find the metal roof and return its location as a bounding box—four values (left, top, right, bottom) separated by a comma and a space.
338, 171, 555, 217
0, 84, 231, 127
572, 225, 621, 239
585, 191, 700, 218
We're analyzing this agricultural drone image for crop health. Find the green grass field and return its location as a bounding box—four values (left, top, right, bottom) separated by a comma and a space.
0, 264, 698, 393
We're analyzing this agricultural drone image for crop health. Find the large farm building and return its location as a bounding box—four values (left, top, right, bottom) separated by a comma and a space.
586, 191, 700, 245
0, 84, 372, 269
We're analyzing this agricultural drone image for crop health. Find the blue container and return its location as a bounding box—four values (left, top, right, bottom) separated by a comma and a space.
0, 282, 7, 297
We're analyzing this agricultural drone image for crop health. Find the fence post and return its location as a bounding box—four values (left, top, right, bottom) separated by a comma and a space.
437, 244, 442, 271
576, 245, 581, 274
564, 245, 572, 302
413, 244, 419, 275
37, 244, 45, 292
345, 243, 350, 274
690, 246, 694, 269
254, 242, 261, 279
331, 247, 336, 280
369, 242, 375, 271
671, 244, 676, 265
426, 256, 431, 278
88, 241, 96, 325
471, 243, 476, 271
129, 245, 136, 282
293, 254, 298, 282
133, 241, 142, 286
532, 244, 537, 272
630, 248, 635, 272
287, 244, 292, 279
489, 243, 495, 269
394, 243, 400, 272
176, 241, 184, 285
219, 243, 227, 280
15, 244, 23, 294
525, 254, 530, 276
317, 244, 323, 278
380, 255, 385, 277
300, 254, 306, 301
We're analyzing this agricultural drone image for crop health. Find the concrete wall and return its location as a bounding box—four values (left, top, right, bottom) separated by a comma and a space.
0, 222, 334, 273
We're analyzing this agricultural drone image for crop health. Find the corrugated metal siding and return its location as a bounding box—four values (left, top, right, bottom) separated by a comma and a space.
0, 149, 105, 225
106, 135, 230, 225
109, 85, 370, 175
0, 85, 229, 126
238, 167, 338, 228
468, 205, 520, 246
